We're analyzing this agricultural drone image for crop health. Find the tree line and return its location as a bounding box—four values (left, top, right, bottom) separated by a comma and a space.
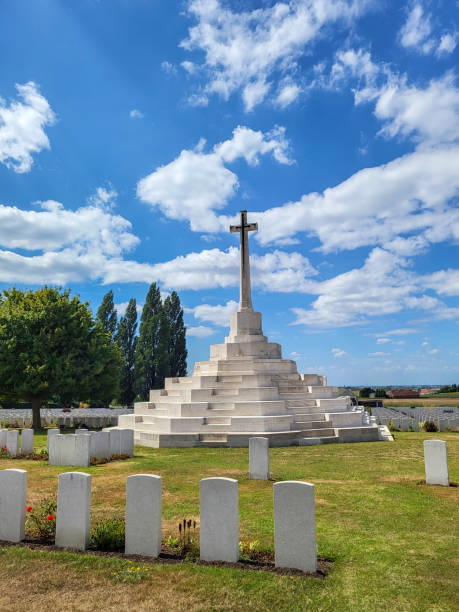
96, 283, 187, 406
0, 283, 187, 428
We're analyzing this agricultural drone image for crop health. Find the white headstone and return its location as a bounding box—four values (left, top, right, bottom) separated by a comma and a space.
120, 429, 134, 457
249, 437, 269, 480
108, 429, 121, 456
21, 429, 34, 455
125, 474, 162, 557
200, 477, 238, 562
74, 435, 91, 467
0, 429, 7, 449
0, 469, 27, 542
47, 428, 59, 453
424, 440, 449, 486
6, 430, 19, 457
55, 472, 91, 550
274, 481, 317, 572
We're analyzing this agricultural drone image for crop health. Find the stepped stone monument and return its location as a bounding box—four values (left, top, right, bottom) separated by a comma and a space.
118, 211, 382, 447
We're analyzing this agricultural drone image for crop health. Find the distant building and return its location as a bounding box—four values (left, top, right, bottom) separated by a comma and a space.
420, 388, 439, 395
389, 390, 420, 399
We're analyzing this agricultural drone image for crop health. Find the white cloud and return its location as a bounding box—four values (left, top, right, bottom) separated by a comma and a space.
275, 82, 302, 108
254, 145, 459, 251
398, 2, 457, 57
137, 125, 292, 232
399, 2, 432, 52
369, 352, 390, 356
87, 185, 118, 210
427, 348, 439, 354
0, 81, 56, 173
129, 109, 144, 119
115, 302, 143, 316
376, 338, 391, 344
187, 300, 238, 327
181, 0, 371, 111
436, 33, 458, 56
161, 61, 177, 75
187, 325, 216, 337
331, 348, 346, 358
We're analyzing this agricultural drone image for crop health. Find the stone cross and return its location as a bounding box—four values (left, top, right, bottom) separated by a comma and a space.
230, 210, 258, 312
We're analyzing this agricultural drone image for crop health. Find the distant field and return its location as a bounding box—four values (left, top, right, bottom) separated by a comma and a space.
383, 398, 459, 407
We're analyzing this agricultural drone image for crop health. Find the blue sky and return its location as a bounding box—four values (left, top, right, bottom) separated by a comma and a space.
1, 0, 459, 386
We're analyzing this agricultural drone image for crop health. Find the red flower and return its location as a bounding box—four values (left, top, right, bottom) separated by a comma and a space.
47, 514, 54, 521
2, 445, 6, 451
26, 506, 32, 512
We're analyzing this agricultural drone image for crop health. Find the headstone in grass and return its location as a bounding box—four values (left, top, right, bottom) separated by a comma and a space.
200, 477, 238, 563
21, 429, 34, 455
249, 437, 269, 480
274, 481, 317, 572
0, 468, 27, 542
47, 428, 59, 452
125, 474, 162, 557
55, 472, 91, 550
6, 430, 19, 457
424, 440, 449, 486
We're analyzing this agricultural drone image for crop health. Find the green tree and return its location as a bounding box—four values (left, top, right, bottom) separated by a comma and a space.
96, 290, 117, 339
134, 283, 163, 400
0, 287, 122, 428
374, 388, 387, 398
115, 299, 138, 407
359, 387, 375, 398
163, 291, 187, 378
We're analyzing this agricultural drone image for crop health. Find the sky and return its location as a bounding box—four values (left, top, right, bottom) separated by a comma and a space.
1, 0, 459, 386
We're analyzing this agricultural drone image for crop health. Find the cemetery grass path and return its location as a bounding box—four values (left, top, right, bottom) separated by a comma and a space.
0, 432, 458, 611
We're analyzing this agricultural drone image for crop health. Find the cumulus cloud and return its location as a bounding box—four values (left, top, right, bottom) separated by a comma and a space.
186, 300, 238, 327
187, 325, 216, 337
398, 2, 457, 57
129, 109, 144, 119
181, 0, 371, 110
331, 348, 346, 358
0, 81, 56, 173
137, 125, 292, 232
87, 185, 118, 210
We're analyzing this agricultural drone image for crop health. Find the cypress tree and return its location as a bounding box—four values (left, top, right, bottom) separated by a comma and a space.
163, 291, 187, 377
155, 308, 171, 389
115, 299, 138, 407
134, 283, 162, 400
96, 290, 117, 339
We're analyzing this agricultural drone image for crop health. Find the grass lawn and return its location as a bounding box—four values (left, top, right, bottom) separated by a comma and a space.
383, 398, 459, 407
0, 432, 458, 611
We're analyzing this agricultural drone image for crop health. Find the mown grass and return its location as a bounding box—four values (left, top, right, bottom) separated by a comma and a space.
0, 432, 458, 611
383, 398, 459, 407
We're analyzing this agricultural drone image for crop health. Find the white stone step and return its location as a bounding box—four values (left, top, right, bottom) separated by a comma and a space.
301, 428, 336, 438
199, 433, 228, 443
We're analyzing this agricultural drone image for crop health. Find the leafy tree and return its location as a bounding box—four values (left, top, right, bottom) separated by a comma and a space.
96, 290, 117, 339
163, 291, 187, 378
115, 299, 138, 407
0, 287, 122, 428
374, 388, 387, 398
134, 283, 163, 400
359, 387, 375, 398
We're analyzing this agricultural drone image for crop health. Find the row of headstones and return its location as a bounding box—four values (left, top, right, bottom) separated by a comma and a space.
0, 414, 125, 428
0, 469, 317, 572
0, 429, 34, 455
47, 429, 134, 466
371, 415, 459, 432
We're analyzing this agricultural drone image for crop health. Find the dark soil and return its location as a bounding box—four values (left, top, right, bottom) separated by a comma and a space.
0, 537, 332, 578
417, 480, 457, 487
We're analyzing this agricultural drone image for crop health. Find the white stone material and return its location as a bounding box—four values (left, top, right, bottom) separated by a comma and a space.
49, 434, 90, 467
109, 429, 121, 456
6, 430, 19, 456
47, 428, 59, 452
274, 481, 317, 572
120, 429, 134, 457
249, 437, 269, 480
125, 474, 162, 557
75, 428, 90, 435
0, 469, 27, 542
21, 429, 34, 455
55, 472, 91, 550
200, 477, 238, 562
0, 429, 7, 449
424, 440, 449, 486
89, 431, 110, 460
